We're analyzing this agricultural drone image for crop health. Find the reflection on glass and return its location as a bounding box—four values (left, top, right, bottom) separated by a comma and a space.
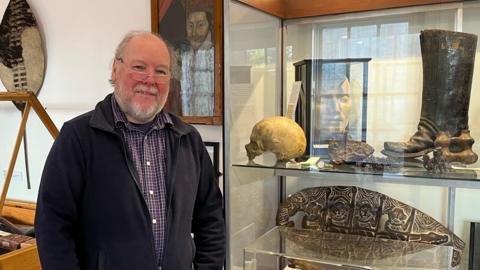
316, 78, 351, 140
307, 59, 369, 155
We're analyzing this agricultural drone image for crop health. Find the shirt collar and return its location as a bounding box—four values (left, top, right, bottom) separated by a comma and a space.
111, 94, 173, 132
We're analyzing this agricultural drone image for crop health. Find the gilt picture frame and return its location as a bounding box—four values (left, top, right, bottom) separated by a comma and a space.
151, 0, 223, 125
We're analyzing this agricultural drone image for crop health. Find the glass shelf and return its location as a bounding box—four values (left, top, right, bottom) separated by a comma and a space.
245, 226, 454, 270
232, 159, 480, 189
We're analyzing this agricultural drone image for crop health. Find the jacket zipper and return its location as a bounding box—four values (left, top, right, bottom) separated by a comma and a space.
159, 134, 181, 269
115, 132, 158, 270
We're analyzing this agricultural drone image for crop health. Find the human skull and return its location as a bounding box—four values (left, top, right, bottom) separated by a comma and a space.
245, 116, 306, 162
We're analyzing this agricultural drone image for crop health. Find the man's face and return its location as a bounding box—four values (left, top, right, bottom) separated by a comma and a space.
317, 79, 352, 133
319, 92, 352, 132
186, 11, 210, 50
111, 35, 170, 123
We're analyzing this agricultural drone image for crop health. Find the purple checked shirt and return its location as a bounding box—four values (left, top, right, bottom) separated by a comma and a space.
111, 96, 171, 267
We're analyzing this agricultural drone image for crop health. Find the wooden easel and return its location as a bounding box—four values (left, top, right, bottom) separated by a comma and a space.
0, 91, 58, 211
0, 91, 59, 270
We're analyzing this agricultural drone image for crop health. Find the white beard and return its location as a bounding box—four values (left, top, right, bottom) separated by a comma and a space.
115, 84, 164, 123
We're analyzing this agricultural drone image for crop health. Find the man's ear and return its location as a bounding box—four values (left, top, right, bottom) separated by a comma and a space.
111, 61, 118, 83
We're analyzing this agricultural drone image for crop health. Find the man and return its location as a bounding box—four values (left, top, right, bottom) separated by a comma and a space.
179, 9, 214, 116
35, 31, 225, 270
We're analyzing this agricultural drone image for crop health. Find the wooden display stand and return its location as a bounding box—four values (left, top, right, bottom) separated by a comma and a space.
0, 91, 59, 270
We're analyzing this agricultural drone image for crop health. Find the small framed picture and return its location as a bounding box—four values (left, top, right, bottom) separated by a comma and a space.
204, 141, 220, 181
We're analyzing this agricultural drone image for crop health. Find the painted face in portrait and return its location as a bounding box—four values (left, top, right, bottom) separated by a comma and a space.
111, 34, 171, 123
186, 11, 210, 50
317, 78, 352, 134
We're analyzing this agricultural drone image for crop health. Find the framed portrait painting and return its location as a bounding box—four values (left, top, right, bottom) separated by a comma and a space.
151, 0, 223, 125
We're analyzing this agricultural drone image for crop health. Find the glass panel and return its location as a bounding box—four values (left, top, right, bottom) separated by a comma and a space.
228, 2, 281, 270
285, 8, 458, 156
310, 59, 369, 154
464, 1, 480, 163
245, 226, 454, 270
232, 161, 480, 183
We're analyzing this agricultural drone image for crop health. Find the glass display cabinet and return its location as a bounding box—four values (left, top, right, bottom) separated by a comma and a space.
225, 1, 480, 270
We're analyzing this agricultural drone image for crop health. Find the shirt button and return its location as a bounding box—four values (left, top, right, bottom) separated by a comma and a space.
152, 219, 157, 224
146, 161, 151, 166
149, 190, 154, 195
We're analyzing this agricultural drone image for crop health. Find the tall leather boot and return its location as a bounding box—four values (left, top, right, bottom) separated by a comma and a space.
383, 30, 478, 163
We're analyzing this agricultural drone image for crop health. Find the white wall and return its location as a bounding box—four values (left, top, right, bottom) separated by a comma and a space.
0, 0, 222, 202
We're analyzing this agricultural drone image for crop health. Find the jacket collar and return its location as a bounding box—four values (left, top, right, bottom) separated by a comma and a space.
89, 93, 193, 136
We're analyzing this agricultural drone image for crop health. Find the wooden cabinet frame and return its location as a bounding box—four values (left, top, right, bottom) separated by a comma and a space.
236, 0, 463, 19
